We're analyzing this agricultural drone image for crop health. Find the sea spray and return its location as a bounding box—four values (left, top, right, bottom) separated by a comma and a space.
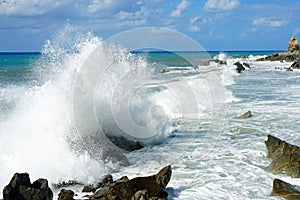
0, 27, 236, 199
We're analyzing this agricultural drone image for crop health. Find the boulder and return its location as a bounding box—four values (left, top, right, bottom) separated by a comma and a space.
3, 173, 53, 200
234, 62, 245, 73
58, 189, 74, 200
85, 165, 171, 200
237, 111, 252, 119
265, 135, 300, 177
271, 179, 300, 200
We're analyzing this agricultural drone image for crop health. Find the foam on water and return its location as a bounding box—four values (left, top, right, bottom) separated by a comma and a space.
0, 26, 232, 196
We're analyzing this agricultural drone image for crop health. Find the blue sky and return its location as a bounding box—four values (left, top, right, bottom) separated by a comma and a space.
0, 0, 299, 51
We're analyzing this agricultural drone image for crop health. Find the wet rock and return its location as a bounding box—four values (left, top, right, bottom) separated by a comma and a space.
237, 111, 252, 119
234, 62, 246, 73
265, 135, 287, 159
271, 153, 300, 178
3, 173, 53, 200
82, 184, 97, 193
271, 179, 300, 200
58, 189, 75, 200
291, 60, 300, 69
242, 62, 250, 68
256, 52, 300, 62
211, 59, 227, 65
85, 165, 171, 200
265, 135, 300, 177
52, 180, 82, 189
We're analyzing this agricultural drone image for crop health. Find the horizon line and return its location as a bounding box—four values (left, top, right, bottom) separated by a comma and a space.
0, 49, 285, 54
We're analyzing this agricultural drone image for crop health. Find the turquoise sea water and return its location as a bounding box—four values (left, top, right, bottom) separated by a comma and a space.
1, 48, 299, 200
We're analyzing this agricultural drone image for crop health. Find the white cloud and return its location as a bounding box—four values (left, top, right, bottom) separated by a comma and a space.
204, 0, 240, 12
252, 18, 288, 28
0, 0, 69, 16
170, 0, 190, 18
189, 16, 213, 32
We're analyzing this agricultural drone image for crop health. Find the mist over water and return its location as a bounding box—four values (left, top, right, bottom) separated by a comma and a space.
0, 27, 225, 193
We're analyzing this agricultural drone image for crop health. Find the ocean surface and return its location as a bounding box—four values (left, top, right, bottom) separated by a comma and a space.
0, 35, 300, 200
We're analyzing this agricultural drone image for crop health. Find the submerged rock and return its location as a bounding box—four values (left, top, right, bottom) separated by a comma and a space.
211, 59, 227, 65
3, 173, 53, 200
265, 135, 300, 178
85, 165, 172, 200
234, 62, 250, 73
271, 179, 300, 200
237, 111, 252, 119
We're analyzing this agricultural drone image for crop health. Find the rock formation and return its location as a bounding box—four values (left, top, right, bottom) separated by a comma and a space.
287, 35, 299, 52
256, 52, 300, 62
234, 62, 250, 73
256, 35, 300, 62
265, 135, 300, 178
84, 165, 172, 200
58, 189, 75, 200
271, 179, 300, 200
2, 173, 53, 200
237, 111, 252, 119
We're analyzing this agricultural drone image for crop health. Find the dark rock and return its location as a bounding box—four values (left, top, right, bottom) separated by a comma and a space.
92, 186, 110, 199
3, 173, 53, 200
290, 60, 300, 69
256, 52, 300, 62
237, 111, 252, 119
58, 189, 74, 200
105, 134, 144, 152
86, 165, 171, 200
211, 59, 227, 65
265, 135, 286, 159
234, 62, 246, 73
82, 184, 96, 193
242, 62, 250, 68
110, 177, 167, 200
52, 180, 82, 189
271, 179, 300, 200
265, 135, 300, 178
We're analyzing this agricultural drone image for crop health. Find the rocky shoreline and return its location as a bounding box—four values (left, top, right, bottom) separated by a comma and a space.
2, 166, 172, 200
265, 135, 300, 200
256, 35, 300, 71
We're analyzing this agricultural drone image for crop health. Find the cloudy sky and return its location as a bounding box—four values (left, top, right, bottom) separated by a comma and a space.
0, 0, 299, 51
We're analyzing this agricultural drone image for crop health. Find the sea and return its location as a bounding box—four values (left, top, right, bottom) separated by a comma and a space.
1, 32, 300, 200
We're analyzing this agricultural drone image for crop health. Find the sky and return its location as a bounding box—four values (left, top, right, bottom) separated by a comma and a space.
0, 0, 300, 51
